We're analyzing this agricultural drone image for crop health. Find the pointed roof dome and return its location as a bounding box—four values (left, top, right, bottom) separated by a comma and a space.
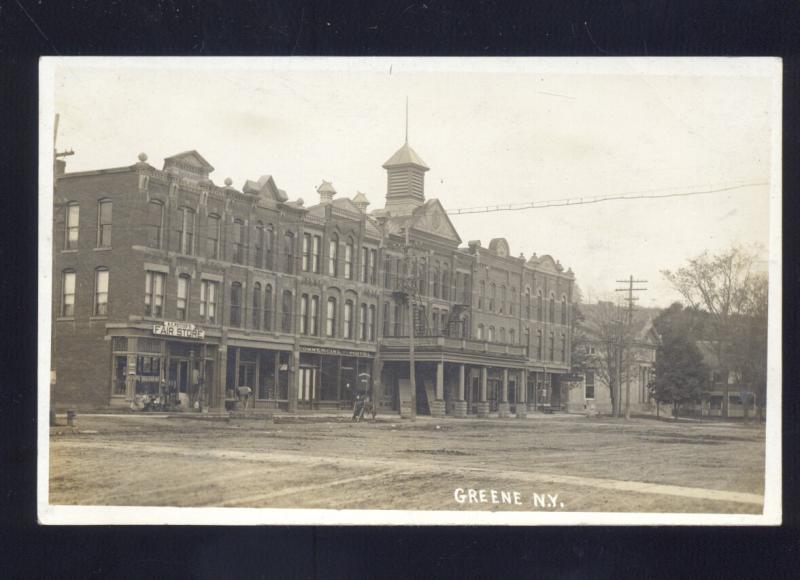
352, 191, 369, 204
382, 142, 429, 171
317, 180, 337, 194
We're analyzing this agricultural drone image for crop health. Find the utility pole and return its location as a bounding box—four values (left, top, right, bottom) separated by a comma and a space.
401, 226, 417, 420
615, 275, 648, 420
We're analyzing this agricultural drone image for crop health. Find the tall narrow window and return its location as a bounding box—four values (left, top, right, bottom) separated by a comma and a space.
509, 328, 515, 344
313, 236, 321, 273
490, 283, 496, 312
360, 303, 368, 340
479, 281, 485, 310
264, 284, 273, 331
200, 280, 219, 325
442, 268, 449, 300
94, 268, 109, 316
537, 290, 543, 321
549, 293, 556, 323
178, 207, 195, 255
560, 333, 566, 362
344, 238, 354, 280
509, 287, 515, 316
265, 225, 275, 270
252, 282, 262, 330
549, 331, 555, 360
61, 270, 76, 317
477, 324, 484, 340
302, 234, 312, 272
536, 329, 543, 359
561, 295, 568, 325
144, 271, 166, 317
525, 288, 531, 319
368, 305, 376, 341
500, 286, 506, 314
328, 234, 339, 276
300, 294, 309, 335
96, 200, 112, 248
254, 222, 264, 267
283, 232, 295, 274
65, 203, 79, 249
369, 249, 377, 284
499, 327, 506, 343
176, 274, 190, 321
232, 219, 245, 264
393, 303, 401, 336
360, 247, 368, 282
524, 328, 530, 354
382, 303, 389, 336
146, 201, 164, 249
310, 295, 320, 336
432, 264, 440, 297
463, 274, 471, 304
326, 297, 337, 337
230, 282, 243, 328
281, 290, 292, 332
384, 256, 392, 288
418, 258, 427, 295
488, 326, 495, 342
206, 214, 220, 259
344, 300, 354, 339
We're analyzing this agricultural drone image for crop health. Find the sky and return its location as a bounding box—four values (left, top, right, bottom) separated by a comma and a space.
47, 58, 779, 307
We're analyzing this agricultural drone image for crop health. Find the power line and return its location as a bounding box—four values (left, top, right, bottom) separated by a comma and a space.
446, 181, 767, 216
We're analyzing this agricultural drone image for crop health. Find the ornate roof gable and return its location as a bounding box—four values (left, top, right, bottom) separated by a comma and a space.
410, 199, 461, 244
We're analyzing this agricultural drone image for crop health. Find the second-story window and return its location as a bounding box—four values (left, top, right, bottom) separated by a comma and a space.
265, 225, 275, 270
61, 270, 76, 317
97, 199, 112, 248
525, 288, 531, 319
536, 329, 543, 359
393, 304, 401, 336
479, 281, 485, 310
382, 303, 389, 336
442, 268, 449, 301
310, 295, 320, 335
509, 328, 515, 344
230, 282, 243, 327
384, 256, 392, 288
176, 274, 190, 321
252, 282, 262, 330
264, 284, 273, 331
537, 291, 543, 321
200, 280, 219, 325
369, 249, 377, 284
359, 303, 368, 341
144, 270, 166, 317
146, 200, 164, 249
549, 331, 555, 360
326, 297, 337, 337
313, 236, 321, 273
94, 268, 109, 316
232, 219, 245, 264
360, 247, 368, 283
560, 333, 566, 362
561, 295, 568, 325
489, 283, 496, 312
477, 324, 484, 340
368, 305, 376, 341
500, 286, 506, 314
280, 290, 292, 332
302, 234, 312, 272
300, 294, 309, 335
344, 300, 354, 339
432, 264, 440, 297
328, 234, 339, 276
344, 238, 354, 280
65, 202, 79, 249
549, 293, 556, 323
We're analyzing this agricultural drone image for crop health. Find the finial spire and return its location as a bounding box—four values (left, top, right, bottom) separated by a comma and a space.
405, 96, 409, 144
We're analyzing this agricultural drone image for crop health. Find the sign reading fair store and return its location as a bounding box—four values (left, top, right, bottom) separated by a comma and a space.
152, 321, 206, 340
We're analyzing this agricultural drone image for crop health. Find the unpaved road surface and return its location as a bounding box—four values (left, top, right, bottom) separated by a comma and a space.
48, 413, 765, 513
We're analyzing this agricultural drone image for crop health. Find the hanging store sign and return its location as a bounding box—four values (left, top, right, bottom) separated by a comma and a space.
300, 346, 373, 358
152, 321, 206, 340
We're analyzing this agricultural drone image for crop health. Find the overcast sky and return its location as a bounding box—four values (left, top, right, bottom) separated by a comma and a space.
47, 58, 779, 307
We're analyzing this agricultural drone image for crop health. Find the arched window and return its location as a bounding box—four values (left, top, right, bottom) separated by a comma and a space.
432, 263, 440, 297
94, 268, 109, 316
560, 333, 566, 362
200, 279, 218, 324
344, 238, 354, 279
418, 258, 427, 295
96, 199, 112, 248
442, 268, 450, 301
462, 274, 470, 304
499, 327, 506, 343
561, 295, 568, 325
230, 282, 243, 328
61, 270, 76, 317
252, 282, 262, 329
524, 328, 530, 354
329, 234, 339, 276
479, 280, 485, 310
300, 294, 309, 335
254, 222, 264, 267
549, 293, 555, 323
489, 283, 496, 312
359, 303, 368, 341
281, 290, 293, 332
368, 305, 376, 341
549, 330, 555, 360
177, 274, 190, 321
264, 284, 273, 331
265, 225, 275, 270
536, 329, 543, 359
283, 231, 295, 274
525, 288, 531, 319
232, 218, 245, 264
382, 302, 390, 336
509, 287, 516, 316
509, 328, 515, 344
344, 300, 354, 339
177, 207, 195, 255
145, 270, 166, 317
477, 324, 484, 340
65, 202, 79, 249
310, 295, 320, 336
206, 213, 220, 259
384, 256, 392, 288
326, 297, 337, 337
537, 290, 543, 321
393, 303, 401, 336
500, 286, 506, 314
488, 326, 495, 342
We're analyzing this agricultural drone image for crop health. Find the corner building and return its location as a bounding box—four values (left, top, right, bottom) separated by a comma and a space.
51, 138, 575, 417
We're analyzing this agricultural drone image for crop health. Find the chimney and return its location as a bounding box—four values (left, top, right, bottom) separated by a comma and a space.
317, 180, 336, 204
352, 191, 370, 214
54, 159, 67, 176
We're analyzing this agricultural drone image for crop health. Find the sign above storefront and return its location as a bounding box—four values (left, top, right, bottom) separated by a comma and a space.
300, 345, 373, 358
153, 321, 206, 340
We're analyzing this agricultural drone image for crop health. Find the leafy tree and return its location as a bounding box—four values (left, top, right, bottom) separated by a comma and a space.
652, 333, 709, 420
730, 273, 768, 420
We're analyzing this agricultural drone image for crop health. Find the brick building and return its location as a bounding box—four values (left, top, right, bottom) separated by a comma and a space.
51, 138, 575, 417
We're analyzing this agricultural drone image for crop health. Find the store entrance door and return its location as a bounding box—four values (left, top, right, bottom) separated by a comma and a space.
299, 367, 316, 407
168, 359, 190, 406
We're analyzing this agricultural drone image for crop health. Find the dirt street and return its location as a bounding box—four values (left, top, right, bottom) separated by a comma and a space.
48, 412, 765, 513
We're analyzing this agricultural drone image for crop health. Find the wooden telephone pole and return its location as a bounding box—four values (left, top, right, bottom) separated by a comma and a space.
615, 275, 647, 419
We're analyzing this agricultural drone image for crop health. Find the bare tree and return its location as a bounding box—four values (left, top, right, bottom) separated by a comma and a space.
662, 246, 765, 418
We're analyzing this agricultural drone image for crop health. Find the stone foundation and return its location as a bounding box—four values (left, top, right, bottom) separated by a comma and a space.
498, 402, 510, 418
516, 404, 528, 418
430, 399, 446, 418
476, 401, 490, 418
452, 400, 467, 418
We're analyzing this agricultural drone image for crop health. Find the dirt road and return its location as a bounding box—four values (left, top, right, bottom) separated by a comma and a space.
48, 413, 765, 513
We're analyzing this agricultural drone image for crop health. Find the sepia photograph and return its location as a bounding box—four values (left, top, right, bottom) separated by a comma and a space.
38, 57, 781, 525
